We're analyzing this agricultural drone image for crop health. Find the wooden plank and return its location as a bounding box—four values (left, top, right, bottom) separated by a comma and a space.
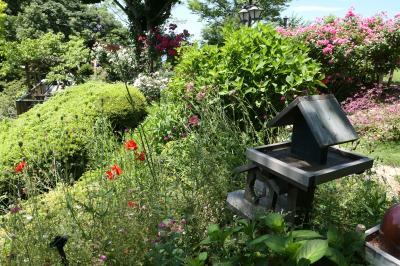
313, 157, 373, 185
246, 148, 313, 190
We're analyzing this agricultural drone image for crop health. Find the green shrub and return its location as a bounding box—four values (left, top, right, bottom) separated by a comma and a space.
0, 81, 146, 202
0, 79, 25, 120
187, 213, 365, 265
169, 23, 325, 130
312, 175, 393, 231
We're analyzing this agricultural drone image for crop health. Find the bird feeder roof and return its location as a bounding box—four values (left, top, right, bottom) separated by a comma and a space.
267, 94, 358, 147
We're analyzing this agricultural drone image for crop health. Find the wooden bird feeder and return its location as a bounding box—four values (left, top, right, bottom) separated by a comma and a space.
227, 95, 374, 223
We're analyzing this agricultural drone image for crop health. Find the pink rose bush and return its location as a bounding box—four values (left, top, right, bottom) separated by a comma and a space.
278, 8, 400, 99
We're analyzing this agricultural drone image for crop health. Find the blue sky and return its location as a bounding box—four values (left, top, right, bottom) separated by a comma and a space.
170, 0, 400, 40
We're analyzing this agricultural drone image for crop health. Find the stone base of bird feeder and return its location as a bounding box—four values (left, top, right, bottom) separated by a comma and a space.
227, 180, 288, 219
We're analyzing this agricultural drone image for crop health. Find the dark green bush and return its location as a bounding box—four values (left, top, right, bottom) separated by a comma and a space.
169, 23, 325, 130
0, 81, 146, 201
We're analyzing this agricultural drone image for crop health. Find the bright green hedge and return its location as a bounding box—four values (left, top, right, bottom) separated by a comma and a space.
169, 24, 325, 130
0, 81, 146, 200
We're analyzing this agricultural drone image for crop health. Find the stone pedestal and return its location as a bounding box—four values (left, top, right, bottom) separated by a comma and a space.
226, 187, 288, 219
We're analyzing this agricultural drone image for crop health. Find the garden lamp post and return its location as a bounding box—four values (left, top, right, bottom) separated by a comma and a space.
283, 16, 289, 28
239, 1, 263, 26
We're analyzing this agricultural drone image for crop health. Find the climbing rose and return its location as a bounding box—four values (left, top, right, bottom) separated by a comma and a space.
124, 140, 138, 151
15, 161, 26, 173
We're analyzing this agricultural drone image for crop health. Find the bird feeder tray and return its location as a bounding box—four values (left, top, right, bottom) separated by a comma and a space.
246, 141, 373, 191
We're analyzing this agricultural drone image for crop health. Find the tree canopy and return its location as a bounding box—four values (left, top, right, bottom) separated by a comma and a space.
81, 0, 180, 46
188, 0, 290, 44
5, 0, 128, 45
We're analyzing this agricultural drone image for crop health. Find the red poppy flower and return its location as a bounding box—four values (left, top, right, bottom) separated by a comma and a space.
127, 201, 137, 208
135, 151, 146, 161
15, 161, 26, 173
124, 140, 138, 151
106, 170, 114, 180
111, 164, 123, 175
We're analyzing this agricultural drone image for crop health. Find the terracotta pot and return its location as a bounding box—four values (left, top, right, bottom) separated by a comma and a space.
380, 203, 400, 251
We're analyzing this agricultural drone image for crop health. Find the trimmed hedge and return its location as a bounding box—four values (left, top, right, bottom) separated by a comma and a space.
0, 81, 146, 200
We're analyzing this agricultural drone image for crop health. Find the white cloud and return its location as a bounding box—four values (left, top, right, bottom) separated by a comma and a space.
292, 5, 344, 12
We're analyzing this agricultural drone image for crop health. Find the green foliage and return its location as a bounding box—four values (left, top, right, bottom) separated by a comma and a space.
312, 175, 393, 231
170, 24, 324, 130
191, 213, 365, 265
0, 91, 253, 264
46, 36, 92, 83
0, 78, 25, 119
188, 0, 290, 44
0, 81, 146, 203
0, 0, 7, 39
142, 101, 189, 149
1, 33, 90, 87
7, 0, 128, 44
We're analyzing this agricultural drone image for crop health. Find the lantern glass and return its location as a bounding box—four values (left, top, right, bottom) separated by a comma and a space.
239, 8, 249, 23
248, 6, 262, 20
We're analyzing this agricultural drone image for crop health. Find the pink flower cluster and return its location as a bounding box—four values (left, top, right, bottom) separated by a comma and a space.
342, 84, 400, 139
138, 24, 190, 59
278, 8, 400, 97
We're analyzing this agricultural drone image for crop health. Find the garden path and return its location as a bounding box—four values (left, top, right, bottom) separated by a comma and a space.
373, 164, 400, 198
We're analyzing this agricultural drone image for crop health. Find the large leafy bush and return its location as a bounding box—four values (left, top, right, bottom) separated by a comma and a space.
169, 23, 324, 130
0, 81, 146, 202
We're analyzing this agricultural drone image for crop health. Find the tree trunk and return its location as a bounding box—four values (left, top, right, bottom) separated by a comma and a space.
387, 68, 395, 87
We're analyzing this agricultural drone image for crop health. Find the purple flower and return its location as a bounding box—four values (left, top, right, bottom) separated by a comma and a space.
10, 205, 21, 214
188, 115, 200, 126
100, 255, 107, 262
158, 221, 167, 229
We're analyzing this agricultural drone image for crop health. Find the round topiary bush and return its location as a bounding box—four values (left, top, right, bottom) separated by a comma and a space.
0, 81, 146, 201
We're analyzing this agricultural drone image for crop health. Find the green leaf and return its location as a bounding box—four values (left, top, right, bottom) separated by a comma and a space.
264, 213, 285, 232
327, 228, 342, 247
249, 235, 270, 246
286, 75, 294, 85
198, 252, 208, 261
295, 239, 328, 264
199, 237, 211, 245
208, 224, 220, 235
264, 235, 288, 253
291, 230, 322, 241
325, 247, 347, 266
